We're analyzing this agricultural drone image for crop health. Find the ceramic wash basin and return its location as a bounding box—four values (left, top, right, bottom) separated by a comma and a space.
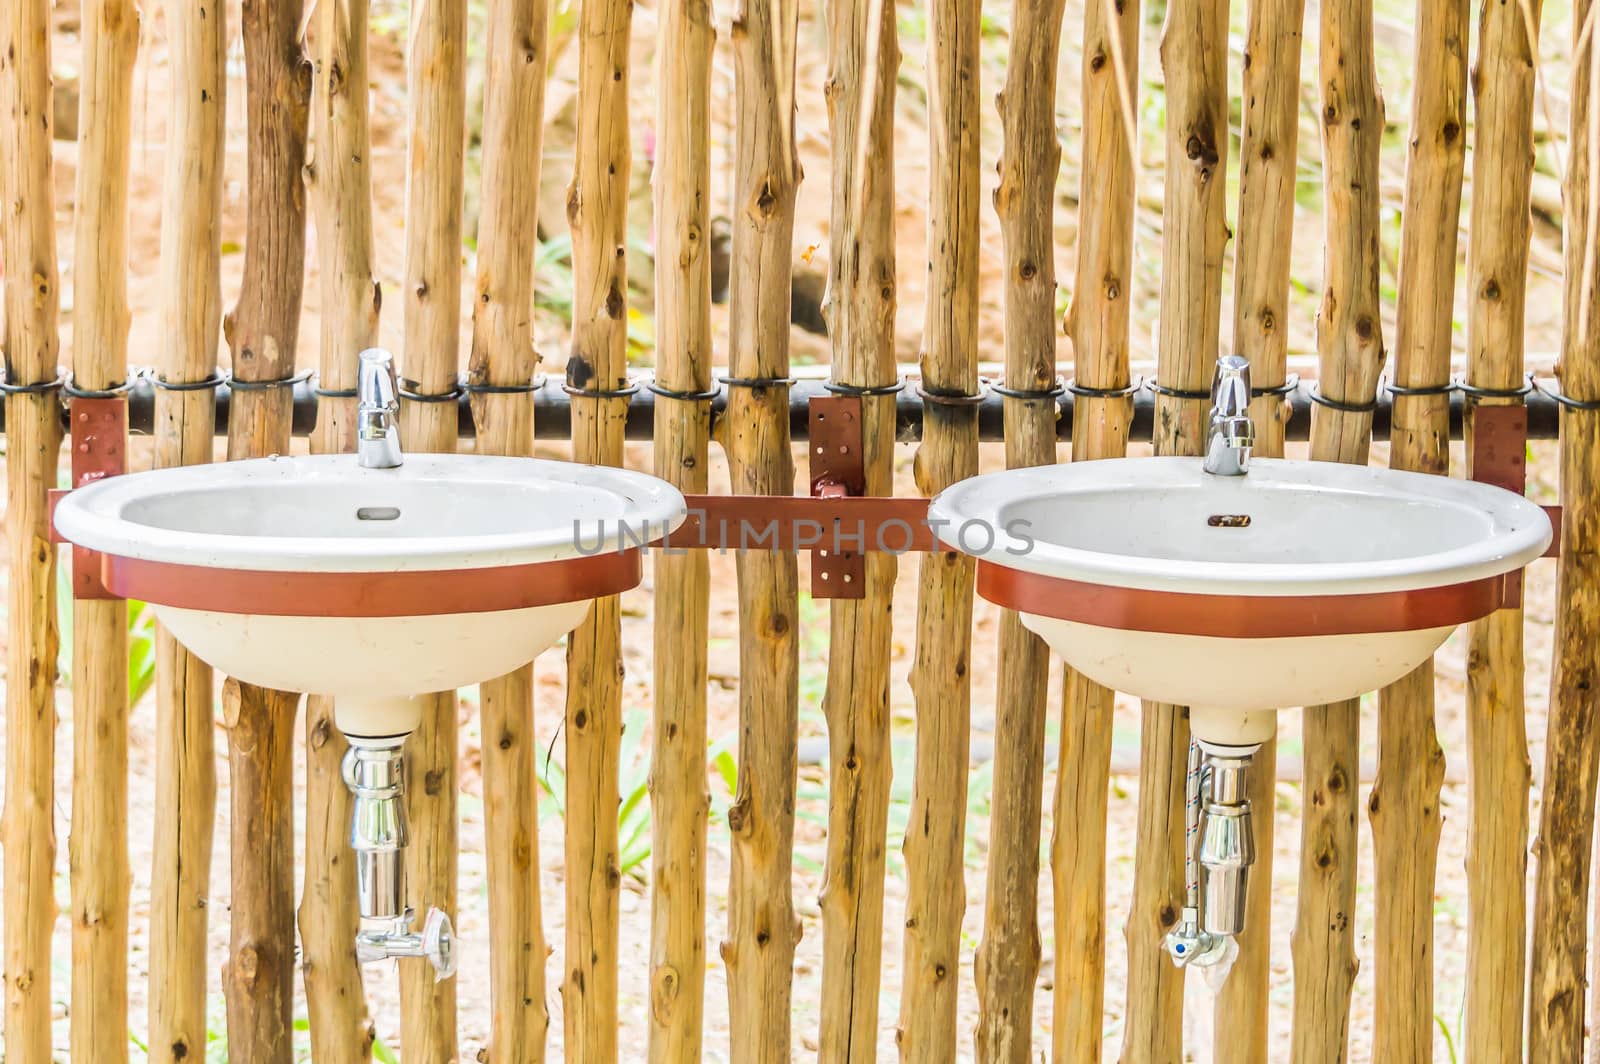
53, 453, 686, 737
928, 456, 1551, 749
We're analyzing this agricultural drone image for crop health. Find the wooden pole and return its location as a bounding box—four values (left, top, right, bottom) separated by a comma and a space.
469, 0, 553, 1052
1529, 1, 1600, 1055
818, 0, 899, 1056
1368, 0, 1465, 1056
720, 0, 803, 1051
398, 0, 467, 1052
1052, 0, 1138, 1056
1291, 0, 1384, 1055
974, 0, 1064, 1055
1463, 4, 1540, 1062
564, 0, 633, 1048
1214, 0, 1301, 1056
0, 0, 65, 1053
897, 0, 980, 1052
300, 0, 381, 1055
221, 1, 311, 1059
148, 0, 226, 1056
648, 0, 714, 1057
67, 0, 139, 1055
1120, 0, 1228, 1058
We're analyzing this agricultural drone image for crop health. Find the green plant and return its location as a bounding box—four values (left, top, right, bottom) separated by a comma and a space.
55, 560, 158, 705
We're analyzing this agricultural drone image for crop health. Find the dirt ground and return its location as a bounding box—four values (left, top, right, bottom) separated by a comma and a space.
0, 0, 1587, 1058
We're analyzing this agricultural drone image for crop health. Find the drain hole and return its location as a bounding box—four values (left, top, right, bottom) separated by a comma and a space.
1207, 513, 1252, 528
357, 506, 402, 521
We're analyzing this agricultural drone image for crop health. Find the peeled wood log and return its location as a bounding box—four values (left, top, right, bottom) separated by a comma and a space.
1529, 2, 1600, 1055
398, 0, 468, 1053
896, 0, 980, 1052
648, 0, 714, 1056
719, 0, 803, 1051
1464, 2, 1541, 1060
1368, 0, 1465, 1056
818, 0, 900, 1057
0, 0, 65, 1053
1231, 0, 1304, 461
148, 0, 225, 1054
299, 0, 380, 1054
1120, 0, 1229, 1058
469, 0, 553, 1056
220, 0, 310, 1056
1052, 0, 1139, 1055
1213, 1, 1302, 1055
68, 0, 139, 1056
1292, 0, 1384, 1054
563, 0, 635, 1048
221, 681, 301, 1064
973, 0, 1064, 1057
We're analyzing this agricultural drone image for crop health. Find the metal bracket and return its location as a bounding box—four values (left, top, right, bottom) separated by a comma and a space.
47, 396, 127, 600
809, 395, 867, 599
1468, 402, 1557, 610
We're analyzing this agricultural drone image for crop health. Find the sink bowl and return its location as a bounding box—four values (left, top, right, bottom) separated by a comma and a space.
54, 453, 686, 736
928, 457, 1551, 747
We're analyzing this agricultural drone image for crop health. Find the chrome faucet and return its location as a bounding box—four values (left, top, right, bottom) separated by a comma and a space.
357, 347, 403, 469
1203, 355, 1254, 476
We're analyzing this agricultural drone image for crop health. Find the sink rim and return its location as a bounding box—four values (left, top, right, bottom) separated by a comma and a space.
53, 452, 687, 574
927, 456, 1551, 598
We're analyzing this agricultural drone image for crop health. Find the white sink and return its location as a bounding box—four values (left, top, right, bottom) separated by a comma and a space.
928, 456, 1550, 748
54, 453, 686, 736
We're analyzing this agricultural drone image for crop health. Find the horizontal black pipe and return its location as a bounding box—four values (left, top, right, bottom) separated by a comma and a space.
0, 373, 1563, 442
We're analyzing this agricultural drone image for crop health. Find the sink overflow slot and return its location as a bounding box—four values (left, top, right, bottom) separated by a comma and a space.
1207, 514, 1252, 528
357, 507, 402, 522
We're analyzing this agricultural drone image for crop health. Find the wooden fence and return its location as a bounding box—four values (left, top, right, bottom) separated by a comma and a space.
1, 0, 1598, 1058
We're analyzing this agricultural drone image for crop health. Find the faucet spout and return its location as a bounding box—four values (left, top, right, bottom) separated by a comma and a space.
1204, 354, 1254, 476
357, 347, 404, 469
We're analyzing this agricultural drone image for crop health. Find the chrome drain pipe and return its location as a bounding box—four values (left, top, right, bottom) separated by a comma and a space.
342, 739, 456, 979
1166, 739, 1258, 976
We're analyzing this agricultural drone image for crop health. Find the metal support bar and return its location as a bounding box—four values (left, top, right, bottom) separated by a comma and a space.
1468, 403, 1556, 609
47, 396, 127, 598
6, 372, 1573, 443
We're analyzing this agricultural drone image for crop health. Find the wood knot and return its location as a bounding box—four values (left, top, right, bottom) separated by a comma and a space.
574, 709, 589, 730
1088, 50, 1106, 73
1483, 278, 1501, 301
424, 768, 445, 795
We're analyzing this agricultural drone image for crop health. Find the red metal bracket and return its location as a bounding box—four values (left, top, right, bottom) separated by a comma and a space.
47, 396, 127, 600
808, 395, 868, 598
1468, 403, 1558, 610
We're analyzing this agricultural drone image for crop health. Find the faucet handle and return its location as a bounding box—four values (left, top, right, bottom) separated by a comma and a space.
1211, 355, 1251, 415
357, 347, 399, 411
1209, 356, 1248, 406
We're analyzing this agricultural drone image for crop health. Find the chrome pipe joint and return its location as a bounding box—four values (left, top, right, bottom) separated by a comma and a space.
1165, 742, 1259, 977
342, 739, 455, 978
356, 347, 404, 470
1204, 355, 1255, 476
1198, 754, 1256, 937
